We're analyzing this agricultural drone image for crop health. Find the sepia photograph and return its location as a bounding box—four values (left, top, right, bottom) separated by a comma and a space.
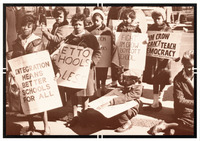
2, 2, 198, 139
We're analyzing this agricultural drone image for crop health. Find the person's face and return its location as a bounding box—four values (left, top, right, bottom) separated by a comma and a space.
73, 20, 85, 34
21, 23, 33, 37
184, 60, 194, 77
153, 15, 164, 26
123, 15, 133, 25
93, 15, 103, 27
55, 12, 65, 24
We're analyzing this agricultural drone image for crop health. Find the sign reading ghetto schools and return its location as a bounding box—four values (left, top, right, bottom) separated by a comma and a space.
147, 31, 182, 59
95, 35, 111, 67
51, 43, 93, 89
114, 32, 148, 76
8, 50, 62, 115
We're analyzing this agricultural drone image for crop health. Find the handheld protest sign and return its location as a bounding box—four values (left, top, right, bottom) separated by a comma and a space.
88, 88, 138, 118
147, 31, 182, 59
95, 35, 111, 67
8, 50, 62, 115
114, 32, 148, 76
51, 43, 93, 89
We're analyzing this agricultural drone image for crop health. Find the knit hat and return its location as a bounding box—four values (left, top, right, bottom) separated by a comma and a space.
151, 8, 166, 21
91, 9, 106, 22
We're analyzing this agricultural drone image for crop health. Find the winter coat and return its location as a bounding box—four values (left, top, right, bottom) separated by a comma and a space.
117, 22, 142, 33
11, 34, 45, 59
173, 69, 194, 128
143, 22, 173, 85
64, 30, 101, 96
8, 33, 45, 112
44, 21, 69, 54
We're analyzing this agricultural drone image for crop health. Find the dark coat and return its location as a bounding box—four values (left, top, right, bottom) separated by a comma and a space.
143, 22, 173, 84
44, 21, 69, 54
11, 35, 45, 59
117, 22, 142, 33
64, 30, 101, 96
8, 34, 45, 112
173, 69, 194, 128
86, 24, 115, 81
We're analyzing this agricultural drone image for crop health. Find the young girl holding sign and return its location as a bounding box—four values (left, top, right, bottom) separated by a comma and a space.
143, 8, 176, 111
110, 8, 142, 87
8, 15, 50, 135
86, 9, 114, 96
63, 13, 101, 127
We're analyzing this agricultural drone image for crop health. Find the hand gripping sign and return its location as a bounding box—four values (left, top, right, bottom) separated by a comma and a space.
113, 32, 148, 76
51, 43, 93, 89
8, 50, 62, 115
147, 31, 182, 59
95, 35, 111, 67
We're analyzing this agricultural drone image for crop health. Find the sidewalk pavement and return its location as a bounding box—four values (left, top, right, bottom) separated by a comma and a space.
5, 81, 175, 136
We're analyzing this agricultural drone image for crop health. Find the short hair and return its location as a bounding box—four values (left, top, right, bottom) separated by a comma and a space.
71, 13, 86, 26
83, 8, 90, 17
52, 6, 68, 21
21, 14, 37, 31
151, 8, 166, 21
181, 50, 194, 66
121, 9, 136, 20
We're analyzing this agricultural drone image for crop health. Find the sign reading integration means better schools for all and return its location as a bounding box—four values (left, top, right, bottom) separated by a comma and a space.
95, 35, 111, 67
51, 43, 93, 89
114, 32, 148, 76
8, 50, 62, 115
147, 31, 182, 59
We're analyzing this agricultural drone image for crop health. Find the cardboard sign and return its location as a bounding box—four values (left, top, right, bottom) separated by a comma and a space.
95, 35, 111, 67
8, 50, 62, 115
147, 31, 182, 59
51, 43, 93, 89
114, 32, 148, 76
88, 88, 138, 118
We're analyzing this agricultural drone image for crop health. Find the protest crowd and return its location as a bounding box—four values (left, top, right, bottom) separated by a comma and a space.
6, 6, 194, 136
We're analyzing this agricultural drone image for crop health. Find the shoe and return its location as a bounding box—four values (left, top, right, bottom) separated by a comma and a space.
115, 120, 132, 133
66, 116, 79, 127
143, 102, 162, 112
43, 126, 51, 135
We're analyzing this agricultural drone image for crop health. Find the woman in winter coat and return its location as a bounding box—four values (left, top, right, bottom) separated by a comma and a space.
63, 13, 101, 127
41, 6, 69, 54
143, 8, 174, 111
86, 9, 115, 96
8, 15, 50, 135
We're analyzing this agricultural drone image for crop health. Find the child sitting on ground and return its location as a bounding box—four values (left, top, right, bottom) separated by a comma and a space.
96, 67, 143, 132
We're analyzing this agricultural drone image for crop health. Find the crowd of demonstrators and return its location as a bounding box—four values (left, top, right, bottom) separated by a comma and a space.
6, 6, 194, 135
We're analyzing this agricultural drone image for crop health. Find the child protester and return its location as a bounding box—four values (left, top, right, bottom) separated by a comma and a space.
110, 8, 142, 87
97, 67, 143, 133
86, 9, 115, 96
8, 15, 50, 135
143, 8, 179, 112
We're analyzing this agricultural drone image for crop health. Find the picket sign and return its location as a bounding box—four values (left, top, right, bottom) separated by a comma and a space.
147, 31, 182, 59
88, 88, 138, 118
113, 32, 148, 77
8, 50, 62, 115
95, 35, 111, 67
51, 43, 93, 89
